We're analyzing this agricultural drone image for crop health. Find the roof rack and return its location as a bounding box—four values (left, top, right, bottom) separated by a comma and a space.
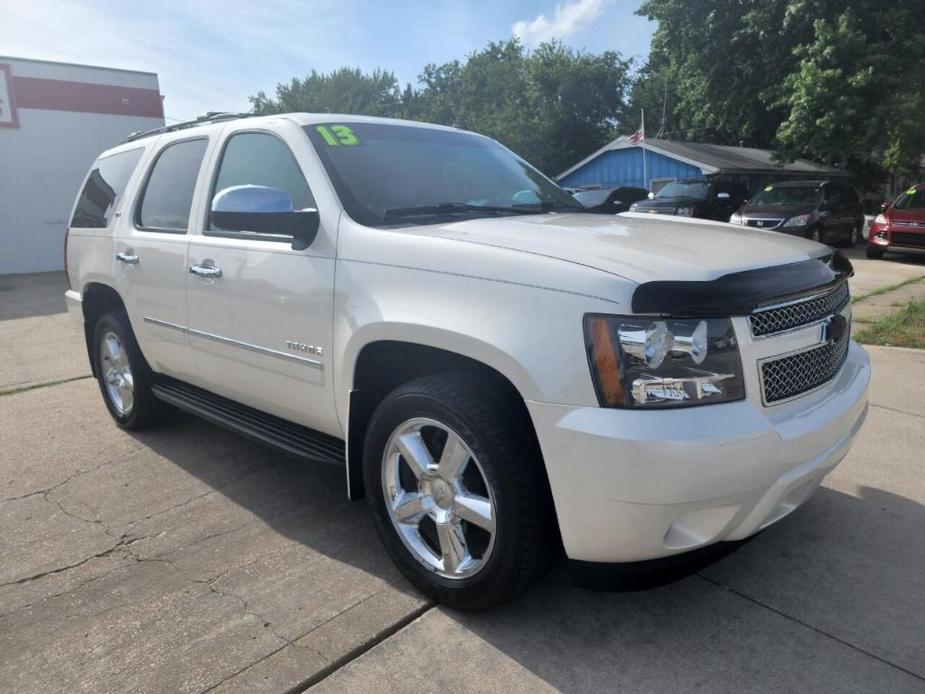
122, 111, 255, 143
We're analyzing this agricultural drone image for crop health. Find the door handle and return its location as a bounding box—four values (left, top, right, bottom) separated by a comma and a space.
116, 251, 139, 264
189, 263, 222, 278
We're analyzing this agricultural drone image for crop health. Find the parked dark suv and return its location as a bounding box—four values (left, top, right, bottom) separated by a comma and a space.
629, 178, 748, 221
729, 180, 864, 247
572, 186, 650, 214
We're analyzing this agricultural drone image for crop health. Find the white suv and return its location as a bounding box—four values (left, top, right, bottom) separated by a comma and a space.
64, 113, 870, 609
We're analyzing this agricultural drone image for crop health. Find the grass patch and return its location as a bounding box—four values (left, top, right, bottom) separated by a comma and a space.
852, 275, 924, 303
854, 301, 925, 349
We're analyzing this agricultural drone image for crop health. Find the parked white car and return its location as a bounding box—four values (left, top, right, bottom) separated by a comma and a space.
65, 113, 870, 609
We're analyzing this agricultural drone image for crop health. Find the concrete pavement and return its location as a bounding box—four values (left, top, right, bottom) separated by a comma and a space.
1, 261, 924, 692
0, 272, 88, 394
312, 344, 925, 693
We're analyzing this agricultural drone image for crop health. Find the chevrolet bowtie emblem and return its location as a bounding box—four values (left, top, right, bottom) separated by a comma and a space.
822, 314, 847, 344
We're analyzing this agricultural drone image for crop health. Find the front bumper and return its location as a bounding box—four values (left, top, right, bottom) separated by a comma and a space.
869, 223, 925, 253
527, 340, 870, 563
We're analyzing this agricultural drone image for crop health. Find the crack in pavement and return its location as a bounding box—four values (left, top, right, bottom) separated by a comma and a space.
870, 402, 924, 420
1, 446, 146, 506
696, 573, 925, 683
198, 581, 434, 694
0, 374, 93, 397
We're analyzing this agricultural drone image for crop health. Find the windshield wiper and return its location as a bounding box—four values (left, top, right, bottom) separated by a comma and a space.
383, 202, 543, 220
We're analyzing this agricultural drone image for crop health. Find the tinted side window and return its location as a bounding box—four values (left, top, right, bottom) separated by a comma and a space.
840, 185, 859, 204
137, 139, 208, 232
209, 132, 313, 232
71, 148, 143, 228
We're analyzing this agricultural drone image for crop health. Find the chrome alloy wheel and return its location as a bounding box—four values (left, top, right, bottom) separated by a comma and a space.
100, 331, 134, 415
381, 417, 497, 579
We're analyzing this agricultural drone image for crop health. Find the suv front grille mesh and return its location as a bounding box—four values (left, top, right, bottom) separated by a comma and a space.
749, 282, 849, 337
760, 333, 849, 404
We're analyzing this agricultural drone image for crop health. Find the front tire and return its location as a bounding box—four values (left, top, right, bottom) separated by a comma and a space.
363, 372, 553, 610
92, 310, 168, 429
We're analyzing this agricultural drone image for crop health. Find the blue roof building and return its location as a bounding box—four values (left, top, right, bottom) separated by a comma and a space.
556, 136, 846, 195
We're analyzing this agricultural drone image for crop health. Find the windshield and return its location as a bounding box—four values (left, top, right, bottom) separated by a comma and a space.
749, 186, 820, 207
655, 181, 709, 200
303, 122, 583, 226
573, 189, 611, 206
894, 188, 925, 209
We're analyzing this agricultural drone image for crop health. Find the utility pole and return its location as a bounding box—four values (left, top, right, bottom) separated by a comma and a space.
656, 74, 669, 139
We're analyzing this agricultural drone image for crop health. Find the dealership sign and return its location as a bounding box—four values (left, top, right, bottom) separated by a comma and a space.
0, 64, 19, 128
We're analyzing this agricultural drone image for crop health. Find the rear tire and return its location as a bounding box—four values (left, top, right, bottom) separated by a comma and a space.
840, 222, 861, 248
92, 310, 168, 430
363, 371, 554, 610
866, 246, 885, 259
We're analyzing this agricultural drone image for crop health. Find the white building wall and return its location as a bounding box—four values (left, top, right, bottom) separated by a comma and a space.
0, 57, 164, 274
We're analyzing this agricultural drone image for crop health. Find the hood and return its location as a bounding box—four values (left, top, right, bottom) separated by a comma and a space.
740, 204, 814, 219
633, 196, 704, 212
400, 212, 827, 284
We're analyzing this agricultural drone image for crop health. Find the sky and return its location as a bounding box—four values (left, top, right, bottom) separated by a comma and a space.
0, 0, 655, 123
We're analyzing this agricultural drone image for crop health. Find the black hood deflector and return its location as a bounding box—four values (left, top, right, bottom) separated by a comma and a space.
631, 252, 853, 316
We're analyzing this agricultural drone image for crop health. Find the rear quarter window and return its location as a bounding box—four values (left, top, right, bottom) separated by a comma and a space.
137, 138, 208, 232
70, 148, 144, 229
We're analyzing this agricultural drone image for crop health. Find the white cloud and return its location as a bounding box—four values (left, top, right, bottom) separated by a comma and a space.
512, 0, 606, 47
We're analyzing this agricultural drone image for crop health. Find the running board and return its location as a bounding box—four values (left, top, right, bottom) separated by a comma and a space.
151, 378, 345, 466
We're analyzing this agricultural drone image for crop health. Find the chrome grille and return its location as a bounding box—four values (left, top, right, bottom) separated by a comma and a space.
746, 218, 783, 229
749, 283, 850, 337
760, 333, 849, 404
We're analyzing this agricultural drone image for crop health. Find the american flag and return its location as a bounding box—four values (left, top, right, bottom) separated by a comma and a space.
628, 129, 644, 145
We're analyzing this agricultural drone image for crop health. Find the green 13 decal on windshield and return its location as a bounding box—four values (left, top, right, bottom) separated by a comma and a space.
316, 124, 360, 146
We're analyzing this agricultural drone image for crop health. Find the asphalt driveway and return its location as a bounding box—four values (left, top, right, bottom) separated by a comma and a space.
1, 265, 924, 693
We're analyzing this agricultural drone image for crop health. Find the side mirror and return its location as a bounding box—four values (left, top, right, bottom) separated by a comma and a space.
211, 185, 320, 250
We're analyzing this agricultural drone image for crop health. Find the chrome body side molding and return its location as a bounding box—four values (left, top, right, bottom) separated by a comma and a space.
143, 316, 324, 369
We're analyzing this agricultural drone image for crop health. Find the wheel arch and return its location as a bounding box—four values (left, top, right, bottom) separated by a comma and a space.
81, 282, 129, 377
344, 338, 551, 514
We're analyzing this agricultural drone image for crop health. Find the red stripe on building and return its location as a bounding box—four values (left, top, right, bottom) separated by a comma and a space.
11, 76, 163, 119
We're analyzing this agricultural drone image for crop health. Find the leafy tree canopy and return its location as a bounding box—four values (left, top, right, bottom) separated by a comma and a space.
250, 40, 631, 176
632, 0, 925, 182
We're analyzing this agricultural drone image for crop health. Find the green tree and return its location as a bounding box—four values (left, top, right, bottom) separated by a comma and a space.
631, 0, 925, 183
250, 67, 402, 118
250, 40, 632, 175
412, 40, 631, 174
776, 4, 925, 180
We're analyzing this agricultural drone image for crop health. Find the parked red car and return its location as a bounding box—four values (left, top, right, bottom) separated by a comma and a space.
867, 184, 925, 258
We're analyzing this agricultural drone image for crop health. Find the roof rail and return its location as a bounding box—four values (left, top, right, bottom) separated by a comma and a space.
122, 111, 255, 143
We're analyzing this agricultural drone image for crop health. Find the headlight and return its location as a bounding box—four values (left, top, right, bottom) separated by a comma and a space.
729, 213, 742, 224
584, 315, 745, 408
676, 207, 694, 217
629, 203, 638, 212
873, 214, 888, 224
783, 214, 811, 227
